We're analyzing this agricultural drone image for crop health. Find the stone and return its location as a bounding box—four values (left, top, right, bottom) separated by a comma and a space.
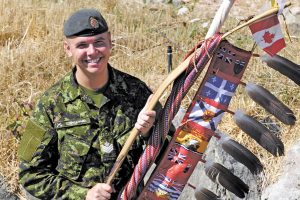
177, 7, 189, 16
0, 176, 19, 200
282, 6, 300, 36
261, 140, 300, 200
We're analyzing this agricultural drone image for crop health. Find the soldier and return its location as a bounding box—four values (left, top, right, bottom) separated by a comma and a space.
18, 8, 156, 200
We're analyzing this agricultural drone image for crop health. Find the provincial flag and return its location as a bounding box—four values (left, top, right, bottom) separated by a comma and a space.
188, 100, 224, 131
148, 173, 183, 200
249, 14, 286, 56
200, 75, 238, 105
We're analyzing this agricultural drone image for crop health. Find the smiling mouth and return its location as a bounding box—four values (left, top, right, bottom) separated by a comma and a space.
85, 57, 101, 64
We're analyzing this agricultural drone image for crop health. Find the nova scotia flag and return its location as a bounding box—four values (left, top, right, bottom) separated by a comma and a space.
201, 75, 238, 105
188, 101, 224, 131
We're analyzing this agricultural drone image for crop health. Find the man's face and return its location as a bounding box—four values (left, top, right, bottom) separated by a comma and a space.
64, 32, 112, 76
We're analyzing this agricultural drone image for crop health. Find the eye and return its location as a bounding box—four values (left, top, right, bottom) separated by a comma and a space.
76, 43, 88, 49
94, 40, 106, 47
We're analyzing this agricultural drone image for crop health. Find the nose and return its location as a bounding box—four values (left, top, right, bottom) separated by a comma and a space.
87, 44, 97, 55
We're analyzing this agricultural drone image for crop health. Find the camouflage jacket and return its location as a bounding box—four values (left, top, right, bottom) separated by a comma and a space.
18, 65, 152, 199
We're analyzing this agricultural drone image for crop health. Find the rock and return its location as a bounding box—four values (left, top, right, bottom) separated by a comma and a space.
282, 6, 300, 36
290, 7, 300, 15
0, 176, 19, 200
177, 7, 189, 16
261, 140, 300, 200
143, 0, 165, 3
143, 0, 182, 6
202, 21, 209, 28
189, 18, 201, 23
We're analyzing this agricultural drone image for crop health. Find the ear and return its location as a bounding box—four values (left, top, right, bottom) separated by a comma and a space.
64, 39, 73, 57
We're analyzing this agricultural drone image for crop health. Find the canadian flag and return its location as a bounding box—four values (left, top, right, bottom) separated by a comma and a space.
249, 14, 285, 56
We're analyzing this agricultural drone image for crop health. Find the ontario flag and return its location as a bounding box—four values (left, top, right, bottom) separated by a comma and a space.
249, 14, 285, 56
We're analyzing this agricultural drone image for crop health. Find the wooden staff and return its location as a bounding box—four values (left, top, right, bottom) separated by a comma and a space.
206, 0, 236, 39
106, 1, 291, 185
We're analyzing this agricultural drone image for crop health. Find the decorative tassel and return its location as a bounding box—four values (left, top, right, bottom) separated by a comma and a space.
245, 83, 296, 125
261, 54, 300, 86
204, 162, 249, 198
218, 133, 263, 174
233, 110, 284, 156
194, 187, 220, 200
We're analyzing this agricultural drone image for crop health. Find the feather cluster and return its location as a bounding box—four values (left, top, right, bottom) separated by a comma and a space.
261, 54, 300, 86
218, 133, 263, 174
233, 110, 284, 156
245, 83, 296, 125
194, 187, 220, 200
204, 162, 249, 198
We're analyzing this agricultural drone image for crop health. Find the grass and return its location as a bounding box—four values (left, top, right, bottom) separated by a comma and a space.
0, 0, 299, 198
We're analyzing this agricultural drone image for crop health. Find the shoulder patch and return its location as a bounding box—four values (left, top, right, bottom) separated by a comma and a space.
18, 120, 46, 162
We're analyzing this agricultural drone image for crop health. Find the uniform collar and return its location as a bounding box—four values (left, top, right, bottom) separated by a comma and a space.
61, 64, 128, 105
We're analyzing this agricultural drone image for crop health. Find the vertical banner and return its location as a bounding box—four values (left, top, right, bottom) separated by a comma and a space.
138, 40, 251, 200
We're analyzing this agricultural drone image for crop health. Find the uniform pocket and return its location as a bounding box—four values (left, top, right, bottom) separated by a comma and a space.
112, 108, 132, 137
113, 108, 135, 147
55, 118, 93, 181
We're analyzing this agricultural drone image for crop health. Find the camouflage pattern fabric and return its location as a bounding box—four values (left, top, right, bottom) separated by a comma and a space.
18, 64, 152, 199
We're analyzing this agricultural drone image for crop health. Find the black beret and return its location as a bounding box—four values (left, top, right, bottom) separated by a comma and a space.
64, 8, 108, 37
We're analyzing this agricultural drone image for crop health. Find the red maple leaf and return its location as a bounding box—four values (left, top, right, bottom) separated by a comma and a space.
263, 31, 275, 43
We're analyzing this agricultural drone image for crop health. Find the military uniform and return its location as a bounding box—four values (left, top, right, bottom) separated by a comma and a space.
18, 65, 152, 199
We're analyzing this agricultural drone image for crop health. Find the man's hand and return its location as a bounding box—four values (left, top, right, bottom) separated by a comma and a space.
135, 95, 156, 137
86, 183, 112, 200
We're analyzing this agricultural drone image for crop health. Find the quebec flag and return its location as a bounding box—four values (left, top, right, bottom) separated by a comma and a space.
188, 101, 224, 131
200, 75, 238, 105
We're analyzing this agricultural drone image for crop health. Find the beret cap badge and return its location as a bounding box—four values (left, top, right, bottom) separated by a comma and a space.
63, 8, 108, 37
90, 17, 100, 29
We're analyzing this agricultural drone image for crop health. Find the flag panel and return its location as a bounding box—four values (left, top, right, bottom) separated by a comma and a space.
188, 100, 225, 130
249, 15, 285, 56
200, 75, 238, 105
251, 24, 284, 48
210, 40, 252, 80
145, 143, 202, 200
